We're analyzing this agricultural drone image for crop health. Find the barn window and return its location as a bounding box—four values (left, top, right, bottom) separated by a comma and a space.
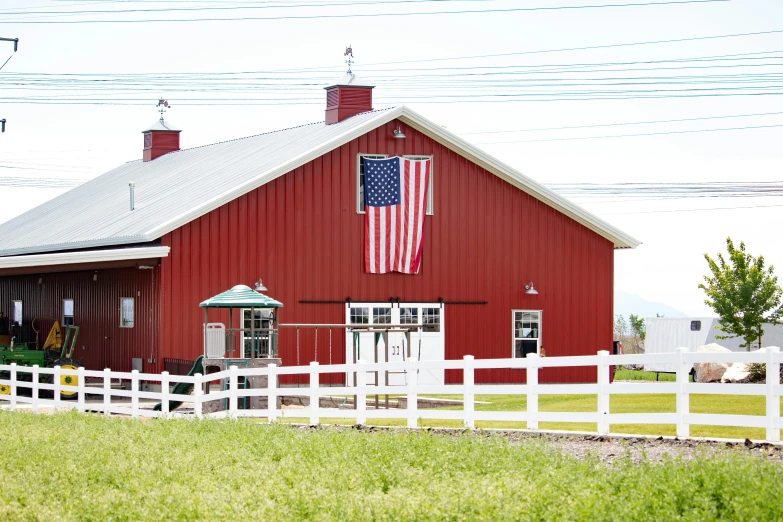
513, 310, 541, 357
62, 299, 74, 327
357, 154, 434, 215
400, 307, 419, 325
120, 297, 135, 328
690, 320, 701, 331
373, 307, 392, 324
356, 154, 387, 213
12, 300, 22, 326
350, 307, 369, 324
422, 308, 440, 332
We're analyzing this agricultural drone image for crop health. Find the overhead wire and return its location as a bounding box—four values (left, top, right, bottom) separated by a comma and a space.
1, 0, 731, 24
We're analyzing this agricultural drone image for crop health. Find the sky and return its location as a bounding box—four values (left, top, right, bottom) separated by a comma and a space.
1, 0, 782, 317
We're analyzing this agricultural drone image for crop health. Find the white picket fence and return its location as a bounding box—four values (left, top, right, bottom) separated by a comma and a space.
1, 348, 781, 442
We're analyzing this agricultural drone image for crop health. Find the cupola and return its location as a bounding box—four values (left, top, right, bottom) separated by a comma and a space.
324, 47, 374, 124
142, 99, 181, 161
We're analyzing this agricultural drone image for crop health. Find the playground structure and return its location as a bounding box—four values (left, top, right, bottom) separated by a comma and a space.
0, 315, 83, 398
185, 284, 427, 413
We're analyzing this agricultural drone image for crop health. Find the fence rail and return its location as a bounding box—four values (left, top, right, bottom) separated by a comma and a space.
1, 348, 781, 442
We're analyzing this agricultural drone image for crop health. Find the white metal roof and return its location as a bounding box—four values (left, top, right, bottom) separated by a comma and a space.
0, 106, 640, 257
0, 246, 170, 270
143, 118, 181, 132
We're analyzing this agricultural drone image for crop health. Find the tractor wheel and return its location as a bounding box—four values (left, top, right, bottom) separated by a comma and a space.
46, 359, 83, 400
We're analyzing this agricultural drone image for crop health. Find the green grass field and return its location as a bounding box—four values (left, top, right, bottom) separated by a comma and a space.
1, 411, 782, 521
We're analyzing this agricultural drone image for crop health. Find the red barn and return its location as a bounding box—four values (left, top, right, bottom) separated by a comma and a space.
0, 73, 638, 383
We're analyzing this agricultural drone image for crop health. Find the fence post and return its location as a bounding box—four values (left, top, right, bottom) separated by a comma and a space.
356, 360, 367, 425
267, 364, 277, 423
676, 347, 690, 438
407, 358, 418, 429
309, 362, 320, 425
131, 369, 139, 419
597, 350, 610, 435
160, 371, 170, 417
77, 367, 86, 414
229, 365, 238, 419
53, 365, 61, 412
527, 354, 539, 430
194, 373, 204, 419
9, 363, 16, 412
766, 347, 780, 443
31, 365, 39, 414
464, 356, 475, 429
103, 368, 111, 416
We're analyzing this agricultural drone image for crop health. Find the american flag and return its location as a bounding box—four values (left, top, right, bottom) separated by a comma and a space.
364, 157, 431, 274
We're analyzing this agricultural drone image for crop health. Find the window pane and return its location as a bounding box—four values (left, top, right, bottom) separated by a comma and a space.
13, 301, 22, 325
373, 307, 391, 324
120, 298, 134, 328
400, 308, 418, 324
515, 339, 538, 358
422, 308, 440, 332
350, 308, 369, 324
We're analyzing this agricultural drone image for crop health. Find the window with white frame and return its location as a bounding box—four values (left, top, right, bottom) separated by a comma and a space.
350, 307, 369, 324
373, 307, 392, 324
12, 300, 22, 326
120, 297, 135, 328
513, 310, 541, 358
357, 154, 434, 214
62, 299, 74, 327
422, 307, 441, 332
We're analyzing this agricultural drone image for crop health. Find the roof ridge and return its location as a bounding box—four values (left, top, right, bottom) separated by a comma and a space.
165, 106, 398, 156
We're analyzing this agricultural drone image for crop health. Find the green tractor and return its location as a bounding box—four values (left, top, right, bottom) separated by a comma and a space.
0, 317, 84, 399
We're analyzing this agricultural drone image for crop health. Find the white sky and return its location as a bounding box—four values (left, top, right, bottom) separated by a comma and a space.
1, 0, 782, 316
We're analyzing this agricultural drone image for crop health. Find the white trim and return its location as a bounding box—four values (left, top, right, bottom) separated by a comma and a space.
513, 309, 542, 357
0, 246, 170, 270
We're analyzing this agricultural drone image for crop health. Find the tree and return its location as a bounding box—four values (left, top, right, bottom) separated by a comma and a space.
699, 238, 783, 349
629, 314, 646, 341
614, 315, 628, 340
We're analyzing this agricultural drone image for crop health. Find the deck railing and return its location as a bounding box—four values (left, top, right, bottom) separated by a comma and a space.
1, 347, 781, 442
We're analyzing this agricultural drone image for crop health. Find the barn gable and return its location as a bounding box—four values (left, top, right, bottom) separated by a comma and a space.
0, 107, 638, 261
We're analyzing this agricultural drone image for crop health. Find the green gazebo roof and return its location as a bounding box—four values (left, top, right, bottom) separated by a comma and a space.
199, 285, 284, 308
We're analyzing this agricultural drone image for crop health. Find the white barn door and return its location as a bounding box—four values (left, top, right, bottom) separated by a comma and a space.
345, 303, 445, 386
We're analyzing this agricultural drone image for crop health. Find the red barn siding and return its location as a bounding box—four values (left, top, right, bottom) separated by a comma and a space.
158, 119, 614, 383
0, 266, 160, 372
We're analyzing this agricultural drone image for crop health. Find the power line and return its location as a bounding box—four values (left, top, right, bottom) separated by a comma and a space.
2, 0, 730, 24
476, 123, 783, 144
461, 110, 783, 135
600, 203, 783, 214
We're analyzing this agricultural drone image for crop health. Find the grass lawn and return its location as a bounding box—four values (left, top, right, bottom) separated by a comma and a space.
2, 411, 782, 521
280, 393, 781, 441
614, 368, 679, 381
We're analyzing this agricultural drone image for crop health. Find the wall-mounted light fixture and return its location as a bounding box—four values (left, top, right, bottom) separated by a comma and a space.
93, 271, 98, 282
525, 282, 538, 295
254, 279, 268, 292
37, 275, 43, 286
393, 127, 406, 139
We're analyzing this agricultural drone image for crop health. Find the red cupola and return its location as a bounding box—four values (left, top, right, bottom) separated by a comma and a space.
142, 118, 181, 162
324, 72, 374, 125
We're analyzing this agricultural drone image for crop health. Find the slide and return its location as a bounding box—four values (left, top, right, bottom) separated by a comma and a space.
153, 355, 204, 412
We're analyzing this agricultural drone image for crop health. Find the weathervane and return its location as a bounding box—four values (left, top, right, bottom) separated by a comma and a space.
156, 98, 170, 122
344, 45, 354, 73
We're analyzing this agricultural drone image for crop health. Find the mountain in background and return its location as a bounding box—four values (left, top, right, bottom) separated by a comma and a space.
614, 291, 688, 319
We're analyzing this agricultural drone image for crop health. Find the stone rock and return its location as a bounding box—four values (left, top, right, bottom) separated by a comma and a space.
693, 343, 732, 383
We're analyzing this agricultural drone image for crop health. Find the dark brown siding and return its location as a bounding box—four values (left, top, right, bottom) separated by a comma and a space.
159, 119, 614, 383
0, 266, 160, 372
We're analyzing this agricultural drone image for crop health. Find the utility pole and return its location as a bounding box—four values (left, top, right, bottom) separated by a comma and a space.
0, 37, 18, 132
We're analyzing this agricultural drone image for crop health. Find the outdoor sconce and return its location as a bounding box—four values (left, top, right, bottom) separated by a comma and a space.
37, 275, 43, 286
93, 271, 98, 282
254, 279, 268, 292
393, 127, 406, 139
525, 282, 538, 295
